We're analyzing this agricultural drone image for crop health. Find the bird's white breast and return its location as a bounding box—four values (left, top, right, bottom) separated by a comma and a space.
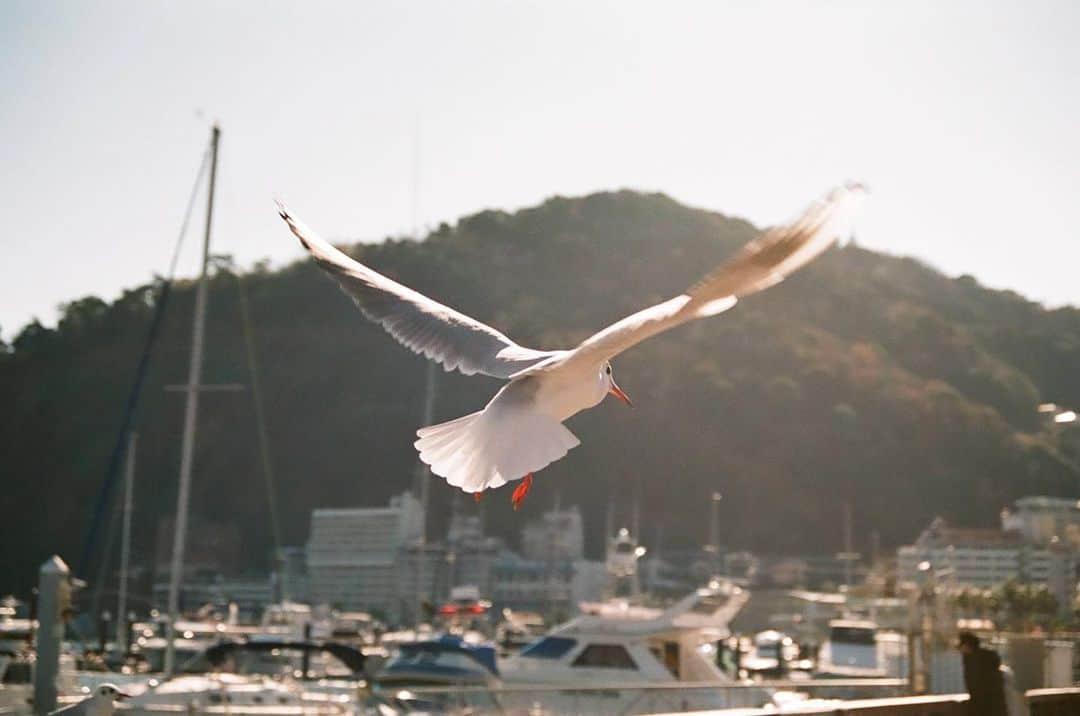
530, 364, 607, 422
85, 697, 114, 716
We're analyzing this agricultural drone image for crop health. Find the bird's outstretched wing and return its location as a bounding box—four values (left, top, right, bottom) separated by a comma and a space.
279, 204, 556, 378
519, 183, 866, 375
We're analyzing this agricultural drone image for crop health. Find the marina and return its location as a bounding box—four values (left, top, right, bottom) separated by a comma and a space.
5, 537, 1080, 715
6, 5, 1080, 714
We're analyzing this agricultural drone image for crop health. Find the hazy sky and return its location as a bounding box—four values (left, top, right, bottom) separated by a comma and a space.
2, 1, 1078, 341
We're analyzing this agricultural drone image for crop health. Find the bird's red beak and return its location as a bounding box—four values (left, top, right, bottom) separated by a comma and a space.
609, 380, 633, 407
117, 692, 132, 700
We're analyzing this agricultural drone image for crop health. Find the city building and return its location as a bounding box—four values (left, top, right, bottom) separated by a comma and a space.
897, 510, 1078, 616
445, 512, 502, 595
396, 542, 447, 623
570, 559, 609, 605
1002, 496, 1080, 548
521, 506, 584, 562
491, 549, 574, 618
306, 492, 426, 621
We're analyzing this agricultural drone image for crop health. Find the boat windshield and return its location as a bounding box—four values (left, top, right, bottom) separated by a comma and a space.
519, 636, 577, 659
690, 594, 729, 615
830, 627, 876, 645
388, 647, 486, 673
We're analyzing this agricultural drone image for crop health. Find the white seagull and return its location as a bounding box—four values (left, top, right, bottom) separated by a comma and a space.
279, 184, 865, 509
50, 684, 131, 716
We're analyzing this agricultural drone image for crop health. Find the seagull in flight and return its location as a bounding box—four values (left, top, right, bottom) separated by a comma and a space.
279, 184, 864, 509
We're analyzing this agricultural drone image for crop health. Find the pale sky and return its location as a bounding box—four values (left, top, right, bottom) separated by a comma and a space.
2, 1, 1078, 341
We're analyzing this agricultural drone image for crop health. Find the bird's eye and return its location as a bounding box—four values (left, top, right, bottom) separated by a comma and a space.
605, 365, 611, 375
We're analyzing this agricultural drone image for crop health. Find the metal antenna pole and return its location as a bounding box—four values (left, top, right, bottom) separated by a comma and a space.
164, 125, 219, 676
604, 501, 614, 553
414, 334, 437, 622
844, 502, 853, 589
116, 433, 136, 648
410, 116, 421, 240
708, 492, 722, 575
410, 117, 437, 623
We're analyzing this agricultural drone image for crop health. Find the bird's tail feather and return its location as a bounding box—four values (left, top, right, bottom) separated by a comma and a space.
415, 409, 579, 493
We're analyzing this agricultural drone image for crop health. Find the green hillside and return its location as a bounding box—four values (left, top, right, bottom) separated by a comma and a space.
2, 190, 1078, 595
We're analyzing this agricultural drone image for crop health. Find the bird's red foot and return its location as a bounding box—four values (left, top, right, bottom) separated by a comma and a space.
511, 473, 534, 511
473, 491, 484, 504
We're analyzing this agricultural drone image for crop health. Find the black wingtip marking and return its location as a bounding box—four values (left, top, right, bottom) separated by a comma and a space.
274, 198, 290, 221
273, 200, 309, 250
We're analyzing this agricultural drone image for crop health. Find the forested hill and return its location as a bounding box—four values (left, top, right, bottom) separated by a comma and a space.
3, 191, 1079, 595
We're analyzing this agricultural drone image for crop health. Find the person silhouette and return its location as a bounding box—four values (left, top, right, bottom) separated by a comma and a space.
957, 631, 1007, 716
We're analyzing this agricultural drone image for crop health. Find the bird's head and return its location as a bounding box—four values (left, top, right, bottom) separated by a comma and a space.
95, 684, 131, 702
602, 361, 632, 407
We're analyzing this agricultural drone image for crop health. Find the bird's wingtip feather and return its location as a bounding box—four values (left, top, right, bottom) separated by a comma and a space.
273, 197, 290, 221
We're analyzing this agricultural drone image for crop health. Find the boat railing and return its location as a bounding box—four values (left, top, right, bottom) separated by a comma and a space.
381, 677, 910, 715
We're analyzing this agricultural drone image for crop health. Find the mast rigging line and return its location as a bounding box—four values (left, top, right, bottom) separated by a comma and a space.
235, 273, 283, 557
78, 139, 213, 584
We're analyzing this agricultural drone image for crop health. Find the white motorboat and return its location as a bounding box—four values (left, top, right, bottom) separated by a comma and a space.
123, 673, 351, 716
498, 582, 771, 714
260, 602, 333, 640
814, 618, 907, 679
740, 630, 811, 677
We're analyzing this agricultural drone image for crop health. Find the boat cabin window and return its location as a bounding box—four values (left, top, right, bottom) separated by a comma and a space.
571, 644, 637, 670
390, 645, 489, 674
830, 627, 876, 645
519, 636, 577, 659
690, 595, 727, 615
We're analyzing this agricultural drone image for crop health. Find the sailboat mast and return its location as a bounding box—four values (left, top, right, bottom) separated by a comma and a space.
164, 125, 220, 676
116, 432, 136, 648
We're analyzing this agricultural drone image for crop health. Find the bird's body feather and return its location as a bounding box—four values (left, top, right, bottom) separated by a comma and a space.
50, 685, 128, 716
415, 376, 583, 491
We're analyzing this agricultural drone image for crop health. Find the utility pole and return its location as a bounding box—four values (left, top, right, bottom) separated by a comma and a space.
164, 124, 220, 676
116, 433, 136, 648
414, 359, 437, 623
706, 492, 722, 575
410, 119, 435, 625
844, 502, 853, 588
837, 502, 861, 592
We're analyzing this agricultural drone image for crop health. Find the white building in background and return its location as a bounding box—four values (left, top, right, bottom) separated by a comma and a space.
897, 503, 1078, 616
446, 512, 501, 595
396, 542, 447, 622
491, 550, 574, 617
1002, 496, 1080, 548
570, 559, 609, 605
522, 506, 585, 562
306, 493, 428, 621
488, 505, 607, 618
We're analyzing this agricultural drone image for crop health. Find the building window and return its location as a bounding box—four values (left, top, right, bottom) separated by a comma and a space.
571, 644, 638, 669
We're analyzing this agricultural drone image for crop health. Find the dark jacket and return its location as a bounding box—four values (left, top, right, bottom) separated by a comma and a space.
962, 646, 1007, 716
